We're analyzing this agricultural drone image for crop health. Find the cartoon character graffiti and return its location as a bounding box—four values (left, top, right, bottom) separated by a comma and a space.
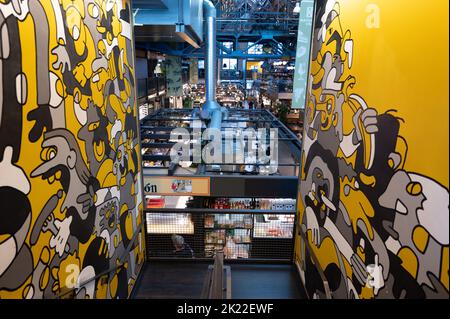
0, 0, 144, 299
297, 0, 449, 299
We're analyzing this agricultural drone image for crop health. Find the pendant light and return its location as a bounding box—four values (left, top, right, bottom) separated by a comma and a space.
293, 2, 301, 14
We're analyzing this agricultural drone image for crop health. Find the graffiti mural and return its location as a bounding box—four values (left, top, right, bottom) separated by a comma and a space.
296, 0, 449, 299
0, 0, 145, 298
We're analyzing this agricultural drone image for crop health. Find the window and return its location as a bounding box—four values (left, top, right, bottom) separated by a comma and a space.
222, 58, 237, 70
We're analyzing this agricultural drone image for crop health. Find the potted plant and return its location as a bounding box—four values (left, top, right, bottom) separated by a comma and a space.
276, 101, 289, 124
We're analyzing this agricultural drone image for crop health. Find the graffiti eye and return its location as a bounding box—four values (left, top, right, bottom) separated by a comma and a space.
72, 25, 80, 41
40, 147, 57, 161
88, 121, 100, 131
88, 3, 99, 18
407, 182, 422, 196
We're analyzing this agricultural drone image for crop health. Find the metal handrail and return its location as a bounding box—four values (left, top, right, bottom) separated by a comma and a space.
210, 251, 224, 299
296, 221, 332, 299
201, 251, 232, 299
55, 223, 144, 299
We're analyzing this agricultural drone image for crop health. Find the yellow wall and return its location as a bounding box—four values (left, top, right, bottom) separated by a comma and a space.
295, 0, 449, 299
0, 0, 145, 298
340, 0, 449, 187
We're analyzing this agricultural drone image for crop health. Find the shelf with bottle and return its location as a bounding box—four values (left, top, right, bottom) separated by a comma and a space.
204, 214, 253, 230
206, 197, 296, 211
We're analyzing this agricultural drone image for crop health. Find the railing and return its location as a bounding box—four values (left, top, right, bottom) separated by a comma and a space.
201, 251, 232, 299
296, 221, 332, 299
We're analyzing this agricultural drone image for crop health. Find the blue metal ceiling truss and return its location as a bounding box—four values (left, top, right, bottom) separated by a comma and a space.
134, 0, 298, 60
136, 35, 296, 59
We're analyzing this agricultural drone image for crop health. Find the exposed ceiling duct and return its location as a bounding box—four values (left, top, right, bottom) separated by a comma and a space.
200, 0, 228, 129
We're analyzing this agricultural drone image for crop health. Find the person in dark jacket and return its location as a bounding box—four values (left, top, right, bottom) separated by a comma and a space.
171, 234, 194, 258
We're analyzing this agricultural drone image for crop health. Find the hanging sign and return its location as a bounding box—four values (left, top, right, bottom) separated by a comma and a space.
166, 55, 183, 97
292, 0, 315, 109
189, 59, 199, 84
143, 176, 210, 196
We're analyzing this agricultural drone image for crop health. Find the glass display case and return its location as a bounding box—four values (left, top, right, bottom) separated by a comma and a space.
146, 212, 194, 234
145, 196, 194, 234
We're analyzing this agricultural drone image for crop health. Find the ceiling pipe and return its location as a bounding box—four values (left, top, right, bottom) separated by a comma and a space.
200, 0, 228, 129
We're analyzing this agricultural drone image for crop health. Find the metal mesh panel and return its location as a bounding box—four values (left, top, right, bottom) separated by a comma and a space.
253, 214, 295, 238
145, 210, 295, 261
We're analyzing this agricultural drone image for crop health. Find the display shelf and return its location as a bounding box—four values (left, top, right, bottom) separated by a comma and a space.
144, 208, 296, 214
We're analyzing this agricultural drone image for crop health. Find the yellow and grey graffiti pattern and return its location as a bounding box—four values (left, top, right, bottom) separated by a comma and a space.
0, 0, 145, 298
297, 0, 449, 299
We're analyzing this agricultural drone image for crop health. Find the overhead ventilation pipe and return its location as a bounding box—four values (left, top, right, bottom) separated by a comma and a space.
200, 0, 228, 129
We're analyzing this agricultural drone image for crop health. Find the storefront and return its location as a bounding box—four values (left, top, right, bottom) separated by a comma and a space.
140, 108, 302, 262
